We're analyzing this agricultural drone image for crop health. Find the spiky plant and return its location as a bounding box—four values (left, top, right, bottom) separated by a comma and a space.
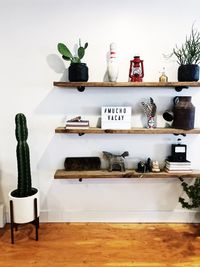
141, 97, 157, 117
179, 177, 200, 209
57, 39, 88, 63
15, 113, 32, 197
172, 26, 200, 65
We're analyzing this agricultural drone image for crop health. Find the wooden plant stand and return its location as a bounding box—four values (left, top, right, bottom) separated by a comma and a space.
9, 198, 39, 244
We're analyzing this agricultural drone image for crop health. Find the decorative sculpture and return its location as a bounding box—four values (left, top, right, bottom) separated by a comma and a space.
103, 151, 129, 172
107, 42, 119, 82
151, 161, 160, 172
137, 161, 146, 173
137, 158, 155, 173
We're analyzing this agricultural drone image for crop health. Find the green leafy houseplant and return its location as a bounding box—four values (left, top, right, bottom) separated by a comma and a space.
170, 26, 200, 81
57, 39, 89, 82
172, 27, 200, 65
179, 177, 200, 209
57, 39, 88, 63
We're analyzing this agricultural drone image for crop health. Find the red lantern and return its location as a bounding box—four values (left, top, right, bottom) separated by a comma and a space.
129, 56, 144, 82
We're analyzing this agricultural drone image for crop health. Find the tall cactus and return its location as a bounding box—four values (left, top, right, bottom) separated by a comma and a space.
15, 113, 32, 197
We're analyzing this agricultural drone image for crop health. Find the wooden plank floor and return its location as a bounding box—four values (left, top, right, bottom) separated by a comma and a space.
1, 223, 200, 267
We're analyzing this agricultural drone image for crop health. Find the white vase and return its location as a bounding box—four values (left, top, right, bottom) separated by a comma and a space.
9, 188, 39, 224
107, 43, 119, 82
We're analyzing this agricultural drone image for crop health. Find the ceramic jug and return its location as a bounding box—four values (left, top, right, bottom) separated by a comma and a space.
173, 96, 195, 130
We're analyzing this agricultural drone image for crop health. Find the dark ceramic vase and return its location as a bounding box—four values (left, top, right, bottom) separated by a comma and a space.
68, 63, 89, 82
178, 64, 199, 81
173, 96, 195, 130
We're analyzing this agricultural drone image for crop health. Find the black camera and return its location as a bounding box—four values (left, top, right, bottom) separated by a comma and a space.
170, 144, 187, 162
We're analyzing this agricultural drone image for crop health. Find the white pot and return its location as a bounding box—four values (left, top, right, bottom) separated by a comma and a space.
9, 188, 39, 224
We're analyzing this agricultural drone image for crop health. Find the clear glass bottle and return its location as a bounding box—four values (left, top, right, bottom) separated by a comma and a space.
159, 67, 168, 82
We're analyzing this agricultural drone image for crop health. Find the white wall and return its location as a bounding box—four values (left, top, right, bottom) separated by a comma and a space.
1, 0, 200, 222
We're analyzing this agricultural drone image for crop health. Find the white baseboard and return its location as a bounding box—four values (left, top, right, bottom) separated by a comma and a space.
38, 210, 200, 223
5, 209, 200, 223
0, 204, 6, 228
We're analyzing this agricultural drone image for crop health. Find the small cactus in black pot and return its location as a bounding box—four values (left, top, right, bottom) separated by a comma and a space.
57, 39, 88, 63
167, 26, 200, 81
14, 113, 33, 197
57, 39, 89, 82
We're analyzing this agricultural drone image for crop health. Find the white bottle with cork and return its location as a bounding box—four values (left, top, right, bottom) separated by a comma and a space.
107, 42, 119, 82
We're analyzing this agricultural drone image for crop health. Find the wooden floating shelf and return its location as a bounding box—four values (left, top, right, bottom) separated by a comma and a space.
55, 127, 200, 135
53, 81, 200, 88
54, 169, 200, 179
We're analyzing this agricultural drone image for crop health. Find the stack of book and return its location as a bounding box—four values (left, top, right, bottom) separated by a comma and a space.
65, 116, 89, 129
165, 160, 192, 173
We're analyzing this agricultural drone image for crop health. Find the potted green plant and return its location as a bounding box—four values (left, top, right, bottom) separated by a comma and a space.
171, 26, 200, 81
57, 39, 89, 82
8, 113, 39, 224
179, 177, 200, 209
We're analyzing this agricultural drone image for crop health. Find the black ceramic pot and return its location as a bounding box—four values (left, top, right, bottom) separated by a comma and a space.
178, 64, 199, 81
68, 63, 89, 82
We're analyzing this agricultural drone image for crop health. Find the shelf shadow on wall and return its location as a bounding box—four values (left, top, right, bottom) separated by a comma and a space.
47, 54, 68, 81
34, 87, 101, 115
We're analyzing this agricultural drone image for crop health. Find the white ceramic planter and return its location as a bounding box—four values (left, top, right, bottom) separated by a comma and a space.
9, 188, 39, 224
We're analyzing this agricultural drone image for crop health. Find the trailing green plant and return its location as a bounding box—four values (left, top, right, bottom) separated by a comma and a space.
15, 113, 32, 197
179, 177, 200, 209
57, 39, 88, 63
171, 26, 200, 65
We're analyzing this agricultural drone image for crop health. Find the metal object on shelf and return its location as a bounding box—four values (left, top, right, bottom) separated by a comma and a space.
64, 157, 101, 171
103, 151, 129, 172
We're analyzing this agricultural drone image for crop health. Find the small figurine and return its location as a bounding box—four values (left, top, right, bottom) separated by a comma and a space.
103, 151, 129, 172
141, 97, 157, 128
137, 158, 152, 173
146, 157, 152, 172
151, 161, 160, 172
137, 161, 146, 173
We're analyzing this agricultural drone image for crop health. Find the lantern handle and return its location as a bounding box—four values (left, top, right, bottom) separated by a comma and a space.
140, 60, 144, 78
129, 60, 133, 79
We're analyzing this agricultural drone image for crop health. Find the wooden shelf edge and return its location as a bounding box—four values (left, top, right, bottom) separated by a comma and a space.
53, 81, 200, 88
54, 169, 200, 179
55, 127, 200, 135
